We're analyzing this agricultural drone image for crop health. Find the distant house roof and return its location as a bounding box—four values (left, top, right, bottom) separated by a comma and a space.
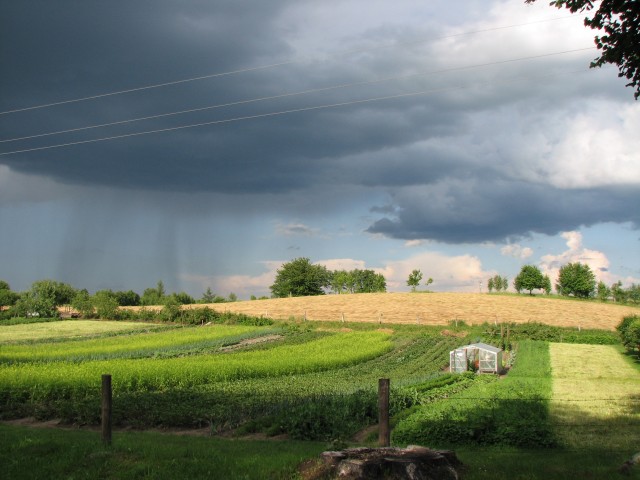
459, 343, 502, 354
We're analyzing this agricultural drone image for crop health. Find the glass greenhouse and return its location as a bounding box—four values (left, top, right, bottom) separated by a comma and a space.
449, 342, 503, 374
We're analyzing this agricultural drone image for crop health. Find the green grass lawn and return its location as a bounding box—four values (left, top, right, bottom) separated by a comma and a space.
2, 424, 638, 480
0, 424, 326, 480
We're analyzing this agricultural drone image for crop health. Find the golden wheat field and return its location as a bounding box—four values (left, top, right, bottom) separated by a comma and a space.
178, 293, 639, 331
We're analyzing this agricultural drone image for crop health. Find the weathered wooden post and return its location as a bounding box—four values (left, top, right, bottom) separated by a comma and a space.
101, 374, 112, 445
378, 378, 390, 447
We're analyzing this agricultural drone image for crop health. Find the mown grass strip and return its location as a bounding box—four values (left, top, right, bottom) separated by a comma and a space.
549, 342, 640, 451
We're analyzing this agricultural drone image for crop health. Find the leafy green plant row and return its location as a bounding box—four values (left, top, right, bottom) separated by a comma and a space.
392, 340, 555, 447
0, 331, 392, 415
0, 332, 459, 439
0, 325, 278, 363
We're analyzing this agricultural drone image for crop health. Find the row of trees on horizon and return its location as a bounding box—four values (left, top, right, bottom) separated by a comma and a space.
1, 259, 639, 319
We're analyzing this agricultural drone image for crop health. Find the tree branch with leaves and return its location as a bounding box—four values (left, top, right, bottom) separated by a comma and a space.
526, 0, 640, 99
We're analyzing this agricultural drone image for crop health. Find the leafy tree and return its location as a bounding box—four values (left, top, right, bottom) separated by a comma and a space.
172, 292, 195, 305
71, 289, 95, 318
270, 258, 331, 298
611, 281, 626, 303
93, 291, 119, 319
542, 275, 552, 295
526, 0, 640, 99
329, 269, 387, 294
627, 284, 640, 304
351, 269, 387, 293
227, 293, 238, 302
514, 265, 546, 295
597, 281, 611, 301
114, 290, 140, 306
330, 270, 350, 294
14, 280, 76, 317
556, 262, 596, 298
141, 281, 167, 306
200, 287, 216, 303
407, 269, 423, 292
0, 281, 20, 307
488, 275, 509, 293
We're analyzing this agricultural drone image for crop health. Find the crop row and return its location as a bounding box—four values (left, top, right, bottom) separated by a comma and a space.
0, 330, 391, 400
0, 324, 277, 363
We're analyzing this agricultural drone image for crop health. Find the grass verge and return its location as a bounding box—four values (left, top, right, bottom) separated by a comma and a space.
0, 424, 325, 480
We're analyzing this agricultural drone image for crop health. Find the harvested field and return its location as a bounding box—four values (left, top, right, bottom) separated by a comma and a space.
180, 293, 637, 330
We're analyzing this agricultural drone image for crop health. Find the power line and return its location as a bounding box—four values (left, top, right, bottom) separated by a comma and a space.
0, 15, 582, 116
0, 68, 593, 157
0, 47, 594, 144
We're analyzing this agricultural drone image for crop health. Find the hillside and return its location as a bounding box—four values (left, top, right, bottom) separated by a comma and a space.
186, 293, 638, 331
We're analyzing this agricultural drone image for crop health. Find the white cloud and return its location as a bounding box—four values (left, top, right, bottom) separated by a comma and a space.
405, 239, 425, 248
539, 231, 611, 284
378, 251, 493, 293
501, 244, 533, 259
316, 258, 367, 271
543, 102, 640, 188
180, 261, 282, 298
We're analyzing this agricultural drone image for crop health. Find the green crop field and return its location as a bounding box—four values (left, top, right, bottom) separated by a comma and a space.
0, 320, 168, 344
1, 314, 638, 479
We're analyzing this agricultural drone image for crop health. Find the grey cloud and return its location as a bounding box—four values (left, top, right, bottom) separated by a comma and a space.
2, 0, 637, 248
367, 182, 640, 243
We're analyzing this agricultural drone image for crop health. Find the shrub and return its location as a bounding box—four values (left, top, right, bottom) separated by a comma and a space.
617, 316, 640, 353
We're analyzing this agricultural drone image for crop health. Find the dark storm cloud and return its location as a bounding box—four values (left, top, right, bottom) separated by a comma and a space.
2, 0, 638, 248
367, 182, 640, 243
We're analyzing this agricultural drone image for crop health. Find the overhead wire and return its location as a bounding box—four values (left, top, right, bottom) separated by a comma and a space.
0, 14, 584, 116
0, 47, 595, 144
0, 67, 596, 157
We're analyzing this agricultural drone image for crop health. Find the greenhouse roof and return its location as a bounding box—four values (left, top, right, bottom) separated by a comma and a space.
459, 343, 502, 353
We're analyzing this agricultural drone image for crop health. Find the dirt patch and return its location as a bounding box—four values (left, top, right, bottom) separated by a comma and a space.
440, 329, 468, 337
376, 328, 394, 335
315, 327, 353, 333
352, 424, 378, 444
218, 334, 282, 352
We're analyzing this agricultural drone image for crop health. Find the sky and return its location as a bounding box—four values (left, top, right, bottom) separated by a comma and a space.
1, 0, 638, 299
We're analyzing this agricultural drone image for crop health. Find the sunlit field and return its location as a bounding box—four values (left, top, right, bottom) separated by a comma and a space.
184, 292, 638, 330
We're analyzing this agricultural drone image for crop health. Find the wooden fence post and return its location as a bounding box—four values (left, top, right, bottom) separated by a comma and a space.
101, 374, 112, 445
378, 378, 390, 447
